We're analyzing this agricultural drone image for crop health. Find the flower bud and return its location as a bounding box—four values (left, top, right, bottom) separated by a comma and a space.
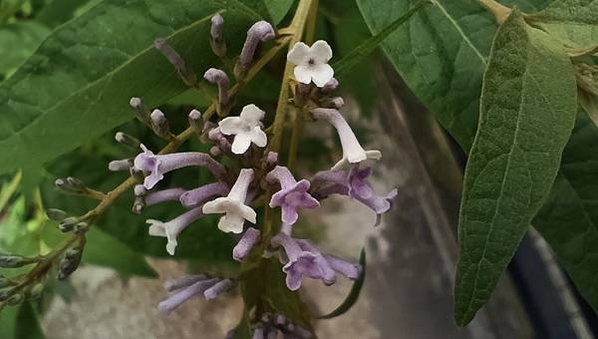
28, 283, 45, 300
188, 109, 203, 136
6, 292, 23, 306
154, 38, 197, 86
46, 208, 68, 221
0, 254, 35, 268
108, 159, 132, 172
210, 14, 227, 57
129, 97, 151, 126
319, 96, 345, 109
0, 287, 13, 302
58, 247, 83, 281
55, 177, 87, 195
204, 68, 230, 110
320, 78, 339, 93
236, 21, 275, 78
115, 132, 141, 150
130, 167, 145, 184
150, 109, 171, 139
74, 222, 89, 234
58, 217, 79, 233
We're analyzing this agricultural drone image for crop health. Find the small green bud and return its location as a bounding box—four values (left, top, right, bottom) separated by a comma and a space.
114, 132, 141, 150
6, 293, 24, 305
55, 177, 87, 195
74, 222, 89, 234
0, 287, 14, 302
58, 217, 79, 233
58, 248, 83, 281
0, 254, 35, 268
129, 97, 152, 126
46, 208, 68, 221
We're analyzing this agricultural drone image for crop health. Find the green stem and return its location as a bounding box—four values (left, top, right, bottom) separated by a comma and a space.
479, 0, 511, 24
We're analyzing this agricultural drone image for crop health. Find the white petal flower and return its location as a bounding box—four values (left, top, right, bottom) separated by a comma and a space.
146, 206, 204, 255
202, 168, 257, 234
218, 104, 268, 154
288, 40, 334, 87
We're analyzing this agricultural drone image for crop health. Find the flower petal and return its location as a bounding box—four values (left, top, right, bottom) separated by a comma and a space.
218, 213, 245, 234
251, 127, 268, 147
287, 42, 311, 65
310, 40, 333, 63
239, 104, 265, 125
293, 65, 313, 84
202, 198, 228, 214
231, 133, 253, 154
218, 116, 243, 135
311, 64, 334, 88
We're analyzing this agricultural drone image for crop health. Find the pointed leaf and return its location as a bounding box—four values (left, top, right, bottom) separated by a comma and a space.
0, 0, 265, 175
454, 10, 577, 326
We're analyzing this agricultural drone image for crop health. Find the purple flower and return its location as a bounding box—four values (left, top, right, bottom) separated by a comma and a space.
267, 166, 320, 225
144, 187, 187, 206
179, 182, 230, 208
159, 275, 225, 313
204, 278, 233, 300
311, 166, 397, 226
271, 233, 336, 291
295, 239, 361, 279
146, 206, 205, 255
311, 108, 381, 170
133, 144, 227, 189
233, 227, 261, 262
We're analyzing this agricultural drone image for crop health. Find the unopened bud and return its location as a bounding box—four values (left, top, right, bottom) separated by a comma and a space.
129, 97, 151, 126
58, 247, 83, 281
28, 283, 44, 300
209, 146, 222, 156
6, 292, 23, 306
0, 287, 13, 302
188, 109, 203, 135
320, 78, 339, 94
115, 132, 141, 150
58, 217, 78, 232
55, 177, 87, 195
204, 68, 230, 108
108, 159, 132, 172
46, 208, 68, 221
236, 21, 275, 77
130, 167, 145, 184
210, 14, 227, 57
154, 38, 197, 86
320, 96, 345, 109
132, 198, 145, 214
74, 222, 89, 234
150, 109, 171, 139
0, 254, 35, 268
134, 184, 147, 197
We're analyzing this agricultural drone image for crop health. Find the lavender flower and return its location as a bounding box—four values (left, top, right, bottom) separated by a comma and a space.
159, 275, 220, 313
311, 108, 381, 170
218, 104, 267, 154
311, 166, 397, 226
271, 233, 336, 290
154, 38, 197, 86
179, 182, 230, 208
320, 78, 339, 93
145, 187, 187, 206
239, 21, 275, 68
267, 166, 319, 225
209, 14, 226, 57
204, 278, 233, 300
203, 168, 257, 234
147, 206, 204, 255
203, 68, 230, 106
133, 144, 227, 189
233, 227, 261, 261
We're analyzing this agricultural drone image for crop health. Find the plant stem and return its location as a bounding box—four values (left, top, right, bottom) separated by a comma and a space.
479, 0, 511, 24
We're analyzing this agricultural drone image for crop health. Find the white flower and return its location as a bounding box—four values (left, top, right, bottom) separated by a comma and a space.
202, 169, 257, 234
287, 40, 334, 87
146, 206, 204, 255
218, 104, 267, 154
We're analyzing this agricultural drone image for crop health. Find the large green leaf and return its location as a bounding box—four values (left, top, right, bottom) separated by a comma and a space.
534, 115, 598, 314
0, 0, 266, 175
0, 22, 50, 78
527, 0, 598, 51
0, 303, 46, 339
263, 0, 294, 24
83, 227, 157, 278
454, 10, 577, 326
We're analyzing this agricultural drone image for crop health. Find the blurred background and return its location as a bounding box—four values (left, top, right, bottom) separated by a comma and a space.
0, 0, 597, 338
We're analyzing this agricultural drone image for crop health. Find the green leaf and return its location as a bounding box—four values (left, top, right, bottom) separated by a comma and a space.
454, 10, 577, 326
36, 0, 98, 28
83, 227, 157, 278
263, 0, 294, 24
318, 249, 366, 319
575, 63, 598, 126
534, 114, 598, 315
0, 305, 18, 339
334, 0, 429, 76
0, 0, 265, 175
14, 302, 45, 339
0, 22, 50, 78
527, 0, 598, 52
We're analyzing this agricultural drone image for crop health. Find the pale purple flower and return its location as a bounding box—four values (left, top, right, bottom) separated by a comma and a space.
233, 227, 261, 261
209, 14, 226, 57
267, 166, 319, 225
145, 187, 187, 206
133, 144, 227, 189
159, 275, 220, 313
311, 166, 397, 226
179, 182, 230, 208
204, 68, 230, 106
207, 126, 232, 152
288, 40, 334, 87
146, 206, 204, 255
203, 169, 257, 234
311, 108, 381, 170
295, 239, 361, 279
239, 21, 275, 68
271, 233, 336, 291
320, 78, 339, 93
218, 104, 267, 154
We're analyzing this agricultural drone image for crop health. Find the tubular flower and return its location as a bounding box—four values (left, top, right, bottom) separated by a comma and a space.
159, 275, 223, 313
146, 206, 205, 255
287, 40, 334, 87
311, 108, 382, 170
203, 68, 230, 106
179, 182, 230, 208
267, 166, 319, 225
232, 227, 261, 262
203, 168, 257, 234
218, 104, 267, 154
133, 144, 227, 189
239, 21, 275, 68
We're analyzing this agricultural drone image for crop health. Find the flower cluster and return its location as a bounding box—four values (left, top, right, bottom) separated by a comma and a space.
100, 14, 396, 337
